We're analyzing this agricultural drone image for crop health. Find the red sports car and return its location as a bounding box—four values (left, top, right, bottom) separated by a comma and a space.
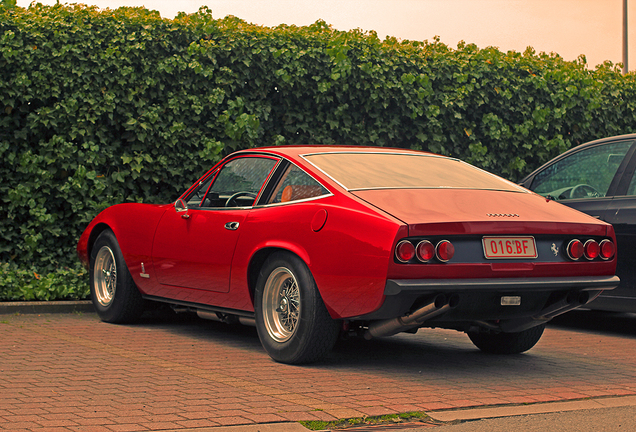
77, 146, 620, 364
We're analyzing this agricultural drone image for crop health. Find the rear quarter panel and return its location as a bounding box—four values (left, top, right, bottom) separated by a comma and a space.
230, 194, 401, 319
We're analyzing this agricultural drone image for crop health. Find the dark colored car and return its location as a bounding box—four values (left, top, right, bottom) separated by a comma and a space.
520, 134, 636, 312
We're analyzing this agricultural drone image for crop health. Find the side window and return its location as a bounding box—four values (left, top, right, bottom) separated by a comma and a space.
186, 171, 217, 208
205, 157, 278, 208
269, 165, 329, 204
530, 141, 633, 200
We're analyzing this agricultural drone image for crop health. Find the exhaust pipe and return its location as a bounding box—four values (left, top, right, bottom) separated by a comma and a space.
537, 291, 590, 320
500, 290, 591, 333
365, 294, 459, 339
197, 310, 255, 327
238, 317, 256, 327
197, 310, 232, 323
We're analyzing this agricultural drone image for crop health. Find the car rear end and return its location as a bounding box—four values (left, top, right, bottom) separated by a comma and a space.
302, 149, 619, 342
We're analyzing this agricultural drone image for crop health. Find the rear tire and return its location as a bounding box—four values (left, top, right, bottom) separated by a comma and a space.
468, 323, 545, 354
90, 230, 144, 323
255, 252, 339, 364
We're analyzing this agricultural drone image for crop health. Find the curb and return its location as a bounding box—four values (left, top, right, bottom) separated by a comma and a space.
0, 300, 94, 315
426, 395, 636, 422
159, 423, 311, 432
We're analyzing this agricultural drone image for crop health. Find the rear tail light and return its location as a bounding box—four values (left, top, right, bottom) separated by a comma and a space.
416, 240, 435, 262
583, 240, 599, 260
566, 239, 584, 260
395, 240, 416, 263
599, 239, 616, 260
567, 238, 614, 261
436, 240, 455, 262
395, 239, 455, 263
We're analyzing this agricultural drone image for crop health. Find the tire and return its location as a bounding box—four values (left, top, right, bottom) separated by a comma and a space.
89, 229, 145, 323
468, 323, 546, 354
254, 252, 339, 364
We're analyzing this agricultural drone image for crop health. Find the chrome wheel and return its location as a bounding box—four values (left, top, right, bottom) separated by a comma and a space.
262, 267, 300, 343
89, 230, 145, 323
93, 246, 117, 307
255, 252, 339, 364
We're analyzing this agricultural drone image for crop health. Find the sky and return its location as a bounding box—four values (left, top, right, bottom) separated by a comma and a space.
14, 0, 633, 70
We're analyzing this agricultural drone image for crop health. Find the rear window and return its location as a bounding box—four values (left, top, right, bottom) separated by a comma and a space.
303, 152, 526, 192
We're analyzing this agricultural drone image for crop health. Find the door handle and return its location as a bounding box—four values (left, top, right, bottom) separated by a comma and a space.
225, 221, 240, 230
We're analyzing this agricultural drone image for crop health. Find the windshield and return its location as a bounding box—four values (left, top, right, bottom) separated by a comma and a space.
303, 152, 526, 192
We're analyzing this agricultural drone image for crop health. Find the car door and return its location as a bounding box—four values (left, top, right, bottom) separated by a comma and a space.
151, 155, 280, 292
598, 151, 636, 309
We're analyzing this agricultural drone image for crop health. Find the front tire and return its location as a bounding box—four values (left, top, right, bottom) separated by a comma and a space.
90, 229, 144, 323
468, 323, 545, 354
255, 252, 339, 364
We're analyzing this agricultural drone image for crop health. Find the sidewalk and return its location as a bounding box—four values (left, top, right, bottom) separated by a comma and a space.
1, 306, 635, 431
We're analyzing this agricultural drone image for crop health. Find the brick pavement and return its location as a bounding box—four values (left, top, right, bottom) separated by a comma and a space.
1, 309, 635, 431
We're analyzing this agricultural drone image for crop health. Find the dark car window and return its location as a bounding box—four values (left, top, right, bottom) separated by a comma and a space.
530, 141, 633, 200
186, 157, 278, 208
268, 164, 329, 204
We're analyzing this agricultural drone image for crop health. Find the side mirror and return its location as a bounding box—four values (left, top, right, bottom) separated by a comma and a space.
175, 198, 190, 219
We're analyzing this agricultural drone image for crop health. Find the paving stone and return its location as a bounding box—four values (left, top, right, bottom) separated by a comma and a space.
1, 310, 636, 431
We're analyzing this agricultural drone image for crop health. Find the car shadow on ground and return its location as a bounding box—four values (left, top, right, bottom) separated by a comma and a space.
121, 303, 636, 375
548, 309, 636, 337
135, 304, 263, 341
323, 331, 559, 376
126, 306, 566, 375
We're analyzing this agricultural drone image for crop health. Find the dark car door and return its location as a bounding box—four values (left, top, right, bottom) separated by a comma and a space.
151, 155, 280, 292
520, 137, 636, 311
599, 153, 636, 310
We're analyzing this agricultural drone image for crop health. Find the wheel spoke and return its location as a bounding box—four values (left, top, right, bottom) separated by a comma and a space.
280, 279, 299, 331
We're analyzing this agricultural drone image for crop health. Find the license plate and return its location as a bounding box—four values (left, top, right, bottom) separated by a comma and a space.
482, 236, 537, 259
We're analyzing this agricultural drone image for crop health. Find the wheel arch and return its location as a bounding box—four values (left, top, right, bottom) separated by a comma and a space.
250, 245, 340, 364
86, 223, 113, 262
246, 246, 310, 306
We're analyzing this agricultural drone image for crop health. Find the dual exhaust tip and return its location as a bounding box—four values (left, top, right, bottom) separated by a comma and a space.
365, 294, 459, 339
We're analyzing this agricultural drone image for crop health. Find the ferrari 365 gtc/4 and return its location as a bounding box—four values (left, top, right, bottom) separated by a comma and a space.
77, 146, 619, 364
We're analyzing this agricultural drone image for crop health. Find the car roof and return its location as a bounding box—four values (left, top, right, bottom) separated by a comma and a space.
572, 133, 636, 148
555, 134, 636, 159
234, 145, 435, 161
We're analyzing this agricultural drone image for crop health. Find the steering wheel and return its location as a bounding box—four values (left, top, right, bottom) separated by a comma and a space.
570, 184, 601, 199
225, 191, 257, 207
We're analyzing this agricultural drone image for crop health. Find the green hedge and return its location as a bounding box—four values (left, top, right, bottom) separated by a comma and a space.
2, 3, 636, 300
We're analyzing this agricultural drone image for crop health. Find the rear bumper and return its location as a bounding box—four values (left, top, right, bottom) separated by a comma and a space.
385, 275, 620, 295
356, 275, 620, 321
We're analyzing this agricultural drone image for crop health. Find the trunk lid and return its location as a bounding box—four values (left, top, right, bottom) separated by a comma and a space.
352, 188, 610, 236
